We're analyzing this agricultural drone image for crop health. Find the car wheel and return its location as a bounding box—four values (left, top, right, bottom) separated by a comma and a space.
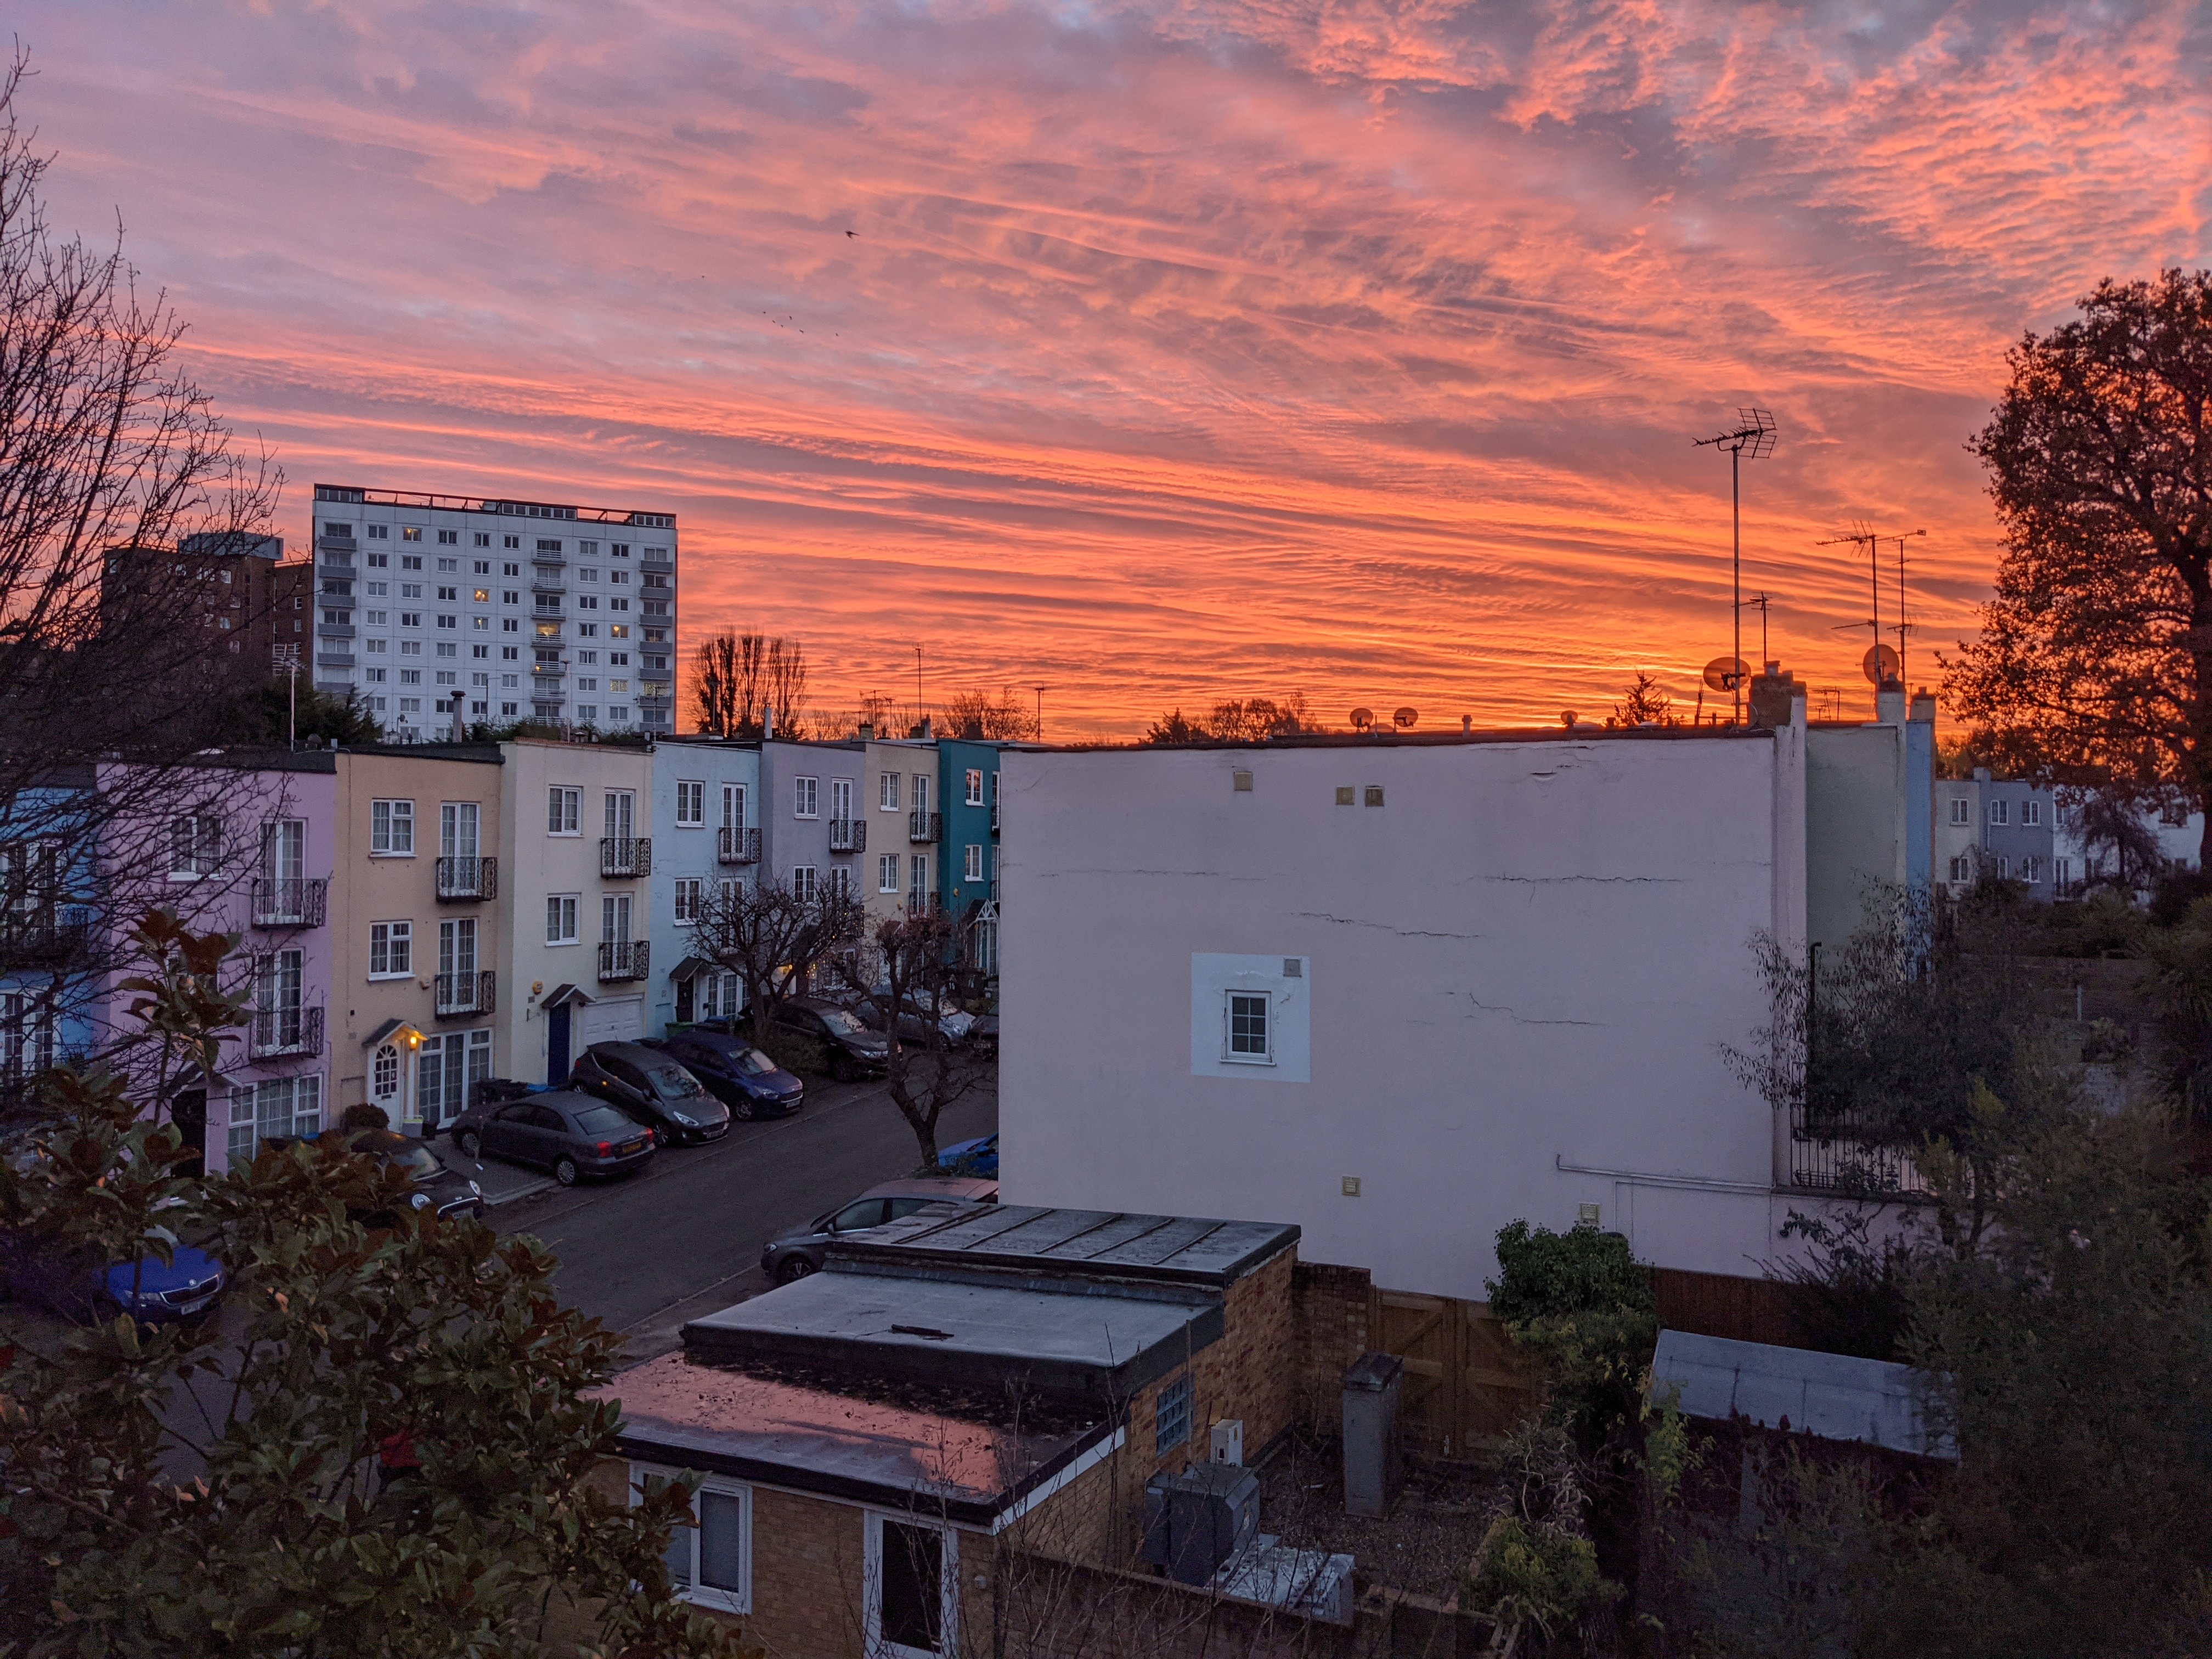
729, 1092, 755, 1122
777, 1256, 817, 1285
458, 1130, 482, 1159
554, 1156, 580, 1187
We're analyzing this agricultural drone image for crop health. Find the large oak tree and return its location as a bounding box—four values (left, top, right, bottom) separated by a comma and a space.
1949, 270, 2212, 865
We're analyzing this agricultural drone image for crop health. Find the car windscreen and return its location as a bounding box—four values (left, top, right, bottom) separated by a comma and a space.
572, 1105, 635, 1137
733, 1047, 776, 1075
819, 1008, 868, 1037
647, 1065, 704, 1100
379, 1142, 446, 1182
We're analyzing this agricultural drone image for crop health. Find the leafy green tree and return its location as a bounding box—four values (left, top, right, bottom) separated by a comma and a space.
1, 913, 759, 1658
1487, 1220, 1657, 1458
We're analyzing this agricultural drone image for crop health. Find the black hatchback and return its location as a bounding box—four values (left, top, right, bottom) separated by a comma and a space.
570, 1042, 731, 1146
450, 1088, 656, 1186
651, 1028, 805, 1120
774, 998, 889, 1082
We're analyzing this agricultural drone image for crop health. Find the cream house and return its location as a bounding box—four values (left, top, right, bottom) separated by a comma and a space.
493, 736, 656, 1085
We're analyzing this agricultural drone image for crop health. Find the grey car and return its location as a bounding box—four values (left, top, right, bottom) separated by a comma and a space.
759, 1176, 998, 1284
450, 1087, 657, 1187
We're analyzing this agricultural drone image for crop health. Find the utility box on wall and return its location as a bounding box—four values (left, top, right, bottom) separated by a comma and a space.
1142, 1462, 1262, 1585
1341, 1351, 1403, 1519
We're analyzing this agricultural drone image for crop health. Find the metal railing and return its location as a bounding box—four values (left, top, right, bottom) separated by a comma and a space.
717, 826, 760, 865
991, 797, 999, 834
828, 818, 866, 853
435, 856, 497, 900
909, 810, 941, 844
249, 1005, 324, 1060
251, 877, 328, 928
597, 939, 648, 982
601, 837, 652, 878
434, 970, 495, 1017
1788, 1104, 1932, 1198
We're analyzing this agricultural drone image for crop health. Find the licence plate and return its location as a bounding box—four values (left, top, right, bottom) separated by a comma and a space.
175, 1293, 217, 1316
618, 1139, 646, 1155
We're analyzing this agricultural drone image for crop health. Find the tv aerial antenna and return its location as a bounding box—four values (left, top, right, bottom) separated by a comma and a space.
1820, 524, 1923, 693
1694, 408, 1777, 725
272, 645, 302, 749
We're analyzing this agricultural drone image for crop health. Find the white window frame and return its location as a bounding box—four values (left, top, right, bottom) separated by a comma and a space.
721, 783, 747, 830
963, 843, 983, 883
546, 894, 579, 946
793, 776, 819, 819
792, 865, 818, 903
1989, 799, 2009, 826
2023, 799, 2041, 827
864, 1510, 959, 1659
964, 768, 983, 807
628, 1464, 754, 1616
369, 920, 414, 980
676, 780, 704, 827
674, 877, 702, 925
880, 771, 901, 811
1224, 989, 1273, 1064
548, 787, 582, 837
370, 799, 415, 857
879, 854, 899, 893
168, 813, 222, 879
1949, 797, 1970, 826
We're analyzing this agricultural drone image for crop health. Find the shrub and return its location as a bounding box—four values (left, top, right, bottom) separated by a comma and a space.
1466, 1516, 1618, 1656
757, 1026, 826, 1078
1489, 1221, 1658, 1455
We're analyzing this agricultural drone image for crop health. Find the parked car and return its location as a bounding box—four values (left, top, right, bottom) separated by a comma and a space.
856, 985, 976, 1046
4, 1240, 225, 1324
773, 997, 890, 1082
450, 1088, 657, 1186
345, 1130, 486, 1224
968, 1010, 998, 1059
647, 1029, 805, 1119
936, 1131, 998, 1178
760, 1176, 997, 1284
569, 1042, 731, 1145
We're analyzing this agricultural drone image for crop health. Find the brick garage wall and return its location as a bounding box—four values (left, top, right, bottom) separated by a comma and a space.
1291, 1259, 1374, 1432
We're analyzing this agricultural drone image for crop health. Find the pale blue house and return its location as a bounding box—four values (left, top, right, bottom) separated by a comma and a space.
648, 735, 760, 1032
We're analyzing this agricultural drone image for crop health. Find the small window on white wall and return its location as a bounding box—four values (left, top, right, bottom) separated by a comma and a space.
1225, 992, 1272, 1062
1949, 797, 1970, 826
631, 1465, 751, 1615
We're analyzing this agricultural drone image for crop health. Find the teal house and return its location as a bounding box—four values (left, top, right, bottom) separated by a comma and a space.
936, 738, 1004, 976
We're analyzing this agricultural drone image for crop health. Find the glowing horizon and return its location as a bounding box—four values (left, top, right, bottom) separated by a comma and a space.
18, 0, 2210, 737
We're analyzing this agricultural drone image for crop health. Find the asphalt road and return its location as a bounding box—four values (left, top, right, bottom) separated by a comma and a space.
491, 1073, 998, 1359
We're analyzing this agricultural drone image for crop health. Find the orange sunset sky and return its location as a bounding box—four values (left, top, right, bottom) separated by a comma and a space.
19, 1, 2211, 738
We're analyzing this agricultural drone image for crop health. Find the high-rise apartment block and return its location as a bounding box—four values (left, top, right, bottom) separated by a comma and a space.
307, 485, 678, 739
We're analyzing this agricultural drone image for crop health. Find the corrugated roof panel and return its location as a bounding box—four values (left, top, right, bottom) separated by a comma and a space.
1650, 1329, 1955, 1460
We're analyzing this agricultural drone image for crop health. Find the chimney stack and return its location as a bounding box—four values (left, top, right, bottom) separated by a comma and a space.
1875, 678, 1906, 725
1909, 686, 1936, 724
1748, 661, 1799, 729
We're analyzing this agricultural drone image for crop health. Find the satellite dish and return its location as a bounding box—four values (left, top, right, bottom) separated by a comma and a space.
1860, 644, 1901, 685
1392, 706, 1418, 730
1350, 707, 1375, 732
1703, 656, 1749, 693
1561, 710, 1578, 729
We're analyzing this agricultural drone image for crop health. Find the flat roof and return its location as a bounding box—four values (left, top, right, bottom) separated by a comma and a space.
682, 1267, 1221, 1403
836, 1203, 1299, 1288
1013, 725, 1786, 757
1651, 1329, 1956, 1460
597, 1350, 1109, 1525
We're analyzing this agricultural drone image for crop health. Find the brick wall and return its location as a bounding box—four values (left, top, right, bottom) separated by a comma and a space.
1291, 1259, 1375, 1431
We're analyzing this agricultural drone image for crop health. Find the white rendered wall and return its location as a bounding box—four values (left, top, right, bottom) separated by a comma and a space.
998, 732, 1810, 1299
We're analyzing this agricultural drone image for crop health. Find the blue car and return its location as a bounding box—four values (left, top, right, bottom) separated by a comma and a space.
936, 1132, 998, 1178
649, 1026, 806, 1120
8, 1243, 225, 1324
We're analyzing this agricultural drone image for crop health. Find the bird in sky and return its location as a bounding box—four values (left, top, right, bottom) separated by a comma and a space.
845, 230, 858, 238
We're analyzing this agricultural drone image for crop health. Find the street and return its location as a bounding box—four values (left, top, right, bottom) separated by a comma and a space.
490, 1074, 998, 1359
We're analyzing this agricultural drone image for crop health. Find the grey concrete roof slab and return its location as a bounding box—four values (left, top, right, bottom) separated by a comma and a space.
683, 1269, 1221, 1402
1651, 1329, 1956, 1461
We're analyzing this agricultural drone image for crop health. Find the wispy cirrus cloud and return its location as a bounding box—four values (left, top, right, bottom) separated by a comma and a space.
15, 0, 2209, 731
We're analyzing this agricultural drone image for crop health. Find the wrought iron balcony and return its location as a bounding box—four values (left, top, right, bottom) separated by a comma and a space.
597, 939, 648, 982
601, 837, 652, 878
0, 907, 93, 962
434, 970, 495, 1017
435, 856, 497, 901
828, 818, 866, 853
1788, 1104, 1931, 1198
251, 877, 328, 928
909, 809, 941, 844
248, 1005, 324, 1060
717, 826, 760, 865
991, 797, 999, 834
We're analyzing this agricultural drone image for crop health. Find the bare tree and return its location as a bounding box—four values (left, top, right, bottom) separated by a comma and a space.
766, 636, 809, 736
943, 686, 1038, 742
0, 52, 290, 1069
691, 631, 741, 736
838, 910, 991, 1166
691, 874, 865, 1052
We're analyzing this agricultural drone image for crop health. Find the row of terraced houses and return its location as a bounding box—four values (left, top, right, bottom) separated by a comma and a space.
0, 727, 1014, 1176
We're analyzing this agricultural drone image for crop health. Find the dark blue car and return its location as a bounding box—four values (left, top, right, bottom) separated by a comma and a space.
650, 1027, 805, 1120
9, 1242, 225, 1324
937, 1132, 998, 1178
